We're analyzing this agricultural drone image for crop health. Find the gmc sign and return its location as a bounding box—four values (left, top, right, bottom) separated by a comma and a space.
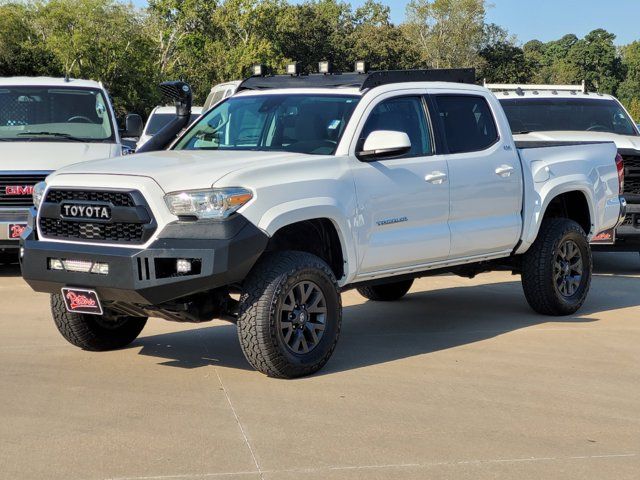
5, 185, 34, 196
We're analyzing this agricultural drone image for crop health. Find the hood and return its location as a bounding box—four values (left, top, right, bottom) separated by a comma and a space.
52, 149, 306, 192
514, 131, 640, 152
0, 142, 118, 171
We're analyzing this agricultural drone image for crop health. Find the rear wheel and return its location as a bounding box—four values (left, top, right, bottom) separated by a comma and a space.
51, 294, 147, 351
522, 218, 592, 315
237, 251, 342, 378
357, 279, 414, 302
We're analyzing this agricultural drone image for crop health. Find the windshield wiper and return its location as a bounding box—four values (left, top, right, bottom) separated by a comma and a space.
512, 130, 532, 135
17, 131, 86, 142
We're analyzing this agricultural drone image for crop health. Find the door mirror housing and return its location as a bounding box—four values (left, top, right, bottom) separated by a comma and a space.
121, 113, 143, 138
357, 130, 411, 161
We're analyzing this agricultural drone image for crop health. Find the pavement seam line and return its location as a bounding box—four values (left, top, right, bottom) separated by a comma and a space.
103, 452, 639, 479
213, 367, 264, 479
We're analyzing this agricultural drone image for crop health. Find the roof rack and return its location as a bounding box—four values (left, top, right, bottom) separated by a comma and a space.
484, 80, 587, 94
238, 68, 476, 92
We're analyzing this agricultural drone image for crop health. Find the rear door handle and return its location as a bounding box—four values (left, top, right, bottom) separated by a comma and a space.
425, 171, 448, 184
495, 165, 515, 177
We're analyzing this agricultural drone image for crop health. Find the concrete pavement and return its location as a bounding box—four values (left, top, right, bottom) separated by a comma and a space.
1, 253, 639, 479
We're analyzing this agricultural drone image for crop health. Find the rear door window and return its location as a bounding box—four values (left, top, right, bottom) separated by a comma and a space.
433, 95, 498, 153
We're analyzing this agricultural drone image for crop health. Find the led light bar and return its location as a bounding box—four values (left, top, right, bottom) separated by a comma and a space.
48, 258, 109, 275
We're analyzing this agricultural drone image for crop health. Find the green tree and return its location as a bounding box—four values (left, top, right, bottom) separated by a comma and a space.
348, 0, 420, 70
274, 0, 353, 73
31, 0, 159, 115
479, 42, 532, 83
404, 0, 486, 69
565, 29, 623, 93
0, 2, 61, 76
617, 41, 640, 105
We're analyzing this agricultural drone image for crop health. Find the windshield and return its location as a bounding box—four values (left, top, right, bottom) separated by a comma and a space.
145, 112, 201, 135
500, 98, 639, 136
0, 86, 114, 142
175, 94, 360, 155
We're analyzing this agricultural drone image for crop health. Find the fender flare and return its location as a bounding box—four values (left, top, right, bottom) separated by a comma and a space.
517, 184, 594, 255
258, 197, 357, 283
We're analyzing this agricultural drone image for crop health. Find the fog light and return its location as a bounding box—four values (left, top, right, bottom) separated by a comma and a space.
90, 262, 109, 275
49, 258, 64, 270
176, 259, 192, 274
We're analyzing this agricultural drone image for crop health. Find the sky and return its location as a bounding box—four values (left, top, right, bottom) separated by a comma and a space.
133, 0, 640, 46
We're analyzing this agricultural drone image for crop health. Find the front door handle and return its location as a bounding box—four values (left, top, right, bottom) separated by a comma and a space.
495, 165, 515, 177
425, 171, 448, 184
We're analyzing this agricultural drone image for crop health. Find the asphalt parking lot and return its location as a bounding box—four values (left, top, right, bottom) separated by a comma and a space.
1, 253, 639, 480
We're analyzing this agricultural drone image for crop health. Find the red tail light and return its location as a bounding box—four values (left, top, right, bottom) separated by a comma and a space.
616, 153, 624, 195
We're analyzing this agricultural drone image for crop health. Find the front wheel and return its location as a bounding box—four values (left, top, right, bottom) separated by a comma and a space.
521, 218, 592, 315
51, 294, 147, 350
237, 251, 342, 378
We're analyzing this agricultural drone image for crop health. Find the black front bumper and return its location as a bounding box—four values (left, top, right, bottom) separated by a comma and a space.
20, 209, 268, 305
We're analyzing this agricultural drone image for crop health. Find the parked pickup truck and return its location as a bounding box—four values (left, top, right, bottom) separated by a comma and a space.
487, 82, 639, 253
20, 69, 625, 378
0, 77, 142, 261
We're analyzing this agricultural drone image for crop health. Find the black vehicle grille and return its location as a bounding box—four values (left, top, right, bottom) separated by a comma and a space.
622, 154, 640, 196
45, 190, 135, 207
40, 218, 145, 242
39, 189, 155, 244
0, 173, 49, 207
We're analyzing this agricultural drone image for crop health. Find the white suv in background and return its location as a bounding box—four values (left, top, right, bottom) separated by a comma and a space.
0, 77, 141, 261
202, 80, 241, 111
136, 106, 203, 150
488, 82, 640, 253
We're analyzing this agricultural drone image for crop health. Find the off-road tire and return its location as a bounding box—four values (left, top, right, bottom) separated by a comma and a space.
237, 251, 342, 378
51, 294, 147, 351
522, 218, 592, 316
357, 279, 414, 302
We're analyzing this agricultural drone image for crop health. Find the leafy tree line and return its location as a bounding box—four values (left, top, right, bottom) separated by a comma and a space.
1, 0, 638, 121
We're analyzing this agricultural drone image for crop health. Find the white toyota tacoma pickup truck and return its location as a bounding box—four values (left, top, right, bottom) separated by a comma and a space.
0, 77, 142, 260
20, 69, 625, 378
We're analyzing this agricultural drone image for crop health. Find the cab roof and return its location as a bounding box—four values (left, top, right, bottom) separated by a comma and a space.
0, 76, 104, 89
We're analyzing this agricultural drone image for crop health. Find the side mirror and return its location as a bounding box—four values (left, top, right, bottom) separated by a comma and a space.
357, 130, 411, 161
121, 114, 143, 138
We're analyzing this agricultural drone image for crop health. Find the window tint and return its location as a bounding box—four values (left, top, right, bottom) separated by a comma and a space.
0, 87, 114, 141
175, 94, 360, 155
500, 98, 638, 136
434, 95, 498, 153
361, 96, 431, 157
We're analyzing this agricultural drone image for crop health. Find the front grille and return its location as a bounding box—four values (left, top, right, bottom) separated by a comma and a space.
45, 190, 135, 207
39, 188, 155, 244
40, 218, 145, 242
622, 154, 640, 196
0, 173, 49, 207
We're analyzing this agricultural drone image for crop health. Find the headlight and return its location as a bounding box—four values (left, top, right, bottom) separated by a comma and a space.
165, 188, 253, 219
33, 181, 46, 209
